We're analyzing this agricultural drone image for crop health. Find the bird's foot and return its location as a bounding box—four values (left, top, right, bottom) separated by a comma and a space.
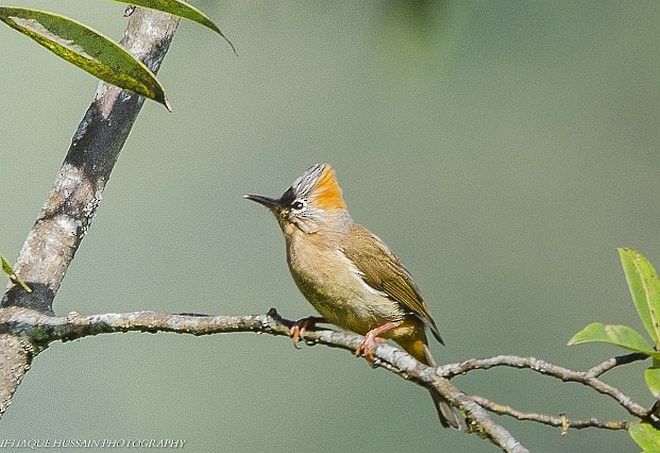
355, 334, 385, 364
290, 316, 325, 348
355, 321, 401, 363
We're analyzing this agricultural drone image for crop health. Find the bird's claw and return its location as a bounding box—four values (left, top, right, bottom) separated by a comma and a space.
355, 334, 385, 364
290, 316, 325, 349
354, 321, 399, 364
290, 324, 303, 349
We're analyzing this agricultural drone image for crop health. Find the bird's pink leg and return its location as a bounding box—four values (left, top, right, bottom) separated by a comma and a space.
290, 316, 326, 348
355, 321, 402, 363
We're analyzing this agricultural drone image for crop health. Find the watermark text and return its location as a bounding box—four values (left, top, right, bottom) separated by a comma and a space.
0, 439, 187, 449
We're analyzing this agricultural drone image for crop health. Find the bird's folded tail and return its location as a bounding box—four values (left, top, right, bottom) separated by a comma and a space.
397, 336, 461, 429
423, 343, 461, 429
429, 388, 460, 429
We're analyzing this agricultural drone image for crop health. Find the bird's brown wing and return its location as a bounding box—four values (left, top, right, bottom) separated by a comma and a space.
340, 224, 444, 344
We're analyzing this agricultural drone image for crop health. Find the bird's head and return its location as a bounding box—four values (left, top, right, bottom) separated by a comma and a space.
245, 163, 350, 234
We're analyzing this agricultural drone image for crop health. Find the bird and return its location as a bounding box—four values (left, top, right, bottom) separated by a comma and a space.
245, 163, 459, 428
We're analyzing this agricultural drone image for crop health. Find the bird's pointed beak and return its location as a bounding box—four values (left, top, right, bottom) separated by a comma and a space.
243, 194, 282, 210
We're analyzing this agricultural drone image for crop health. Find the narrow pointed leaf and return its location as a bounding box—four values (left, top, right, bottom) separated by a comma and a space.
0, 255, 14, 277
645, 368, 660, 400
0, 7, 169, 109
1, 254, 31, 292
112, 0, 236, 54
568, 322, 659, 358
618, 248, 660, 345
629, 423, 660, 451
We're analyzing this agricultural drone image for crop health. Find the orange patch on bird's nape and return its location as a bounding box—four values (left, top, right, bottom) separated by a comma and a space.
310, 165, 346, 210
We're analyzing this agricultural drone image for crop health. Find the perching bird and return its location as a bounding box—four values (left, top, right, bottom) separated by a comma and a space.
245, 163, 459, 428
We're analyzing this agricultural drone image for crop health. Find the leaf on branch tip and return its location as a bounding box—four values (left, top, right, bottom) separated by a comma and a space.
0, 255, 13, 276
567, 322, 659, 358
111, 0, 237, 54
629, 422, 660, 451
645, 368, 660, 400
618, 248, 660, 347
0, 7, 169, 109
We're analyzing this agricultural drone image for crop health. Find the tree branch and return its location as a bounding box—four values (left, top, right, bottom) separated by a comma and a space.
0, 306, 528, 451
586, 352, 649, 378
4, 305, 653, 452
1, 302, 653, 449
470, 395, 631, 432
0, 7, 180, 420
0, 334, 32, 416
2, 8, 180, 308
437, 355, 652, 422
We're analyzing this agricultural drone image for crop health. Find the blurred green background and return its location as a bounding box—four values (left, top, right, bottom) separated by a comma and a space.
1, 1, 659, 452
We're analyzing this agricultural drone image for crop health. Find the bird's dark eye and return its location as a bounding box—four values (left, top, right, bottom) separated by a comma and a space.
291, 200, 305, 210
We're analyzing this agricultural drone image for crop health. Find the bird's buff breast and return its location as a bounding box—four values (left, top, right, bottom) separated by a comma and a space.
286, 243, 404, 336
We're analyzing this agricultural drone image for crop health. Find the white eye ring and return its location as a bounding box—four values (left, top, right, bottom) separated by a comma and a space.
291, 200, 306, 210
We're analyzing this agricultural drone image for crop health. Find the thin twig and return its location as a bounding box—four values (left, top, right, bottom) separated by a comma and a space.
471, 395, 631, 431
586, 352, 649, 378
437, 355, 650, 420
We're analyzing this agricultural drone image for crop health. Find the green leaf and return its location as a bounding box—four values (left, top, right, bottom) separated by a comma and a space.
112, 0, 236, 54
629, 422, 660, 452
0, 254, 31, 293
618, 248, 660, 346
568, 322, 659, 358
645, 368, 660, 400
0, 255, 13, 277
0, 7, 170, 110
